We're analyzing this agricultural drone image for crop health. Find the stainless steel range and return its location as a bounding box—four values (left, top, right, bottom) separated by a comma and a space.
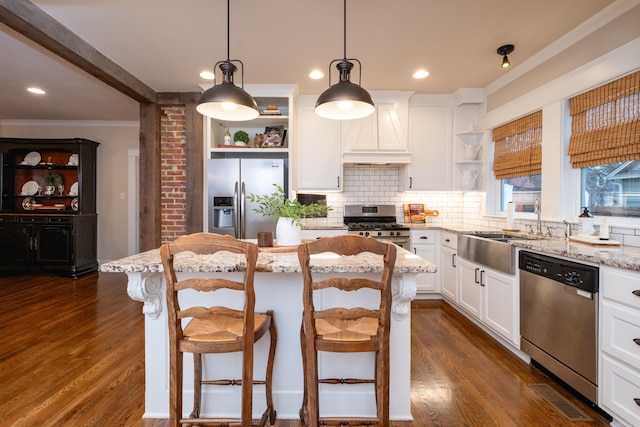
344, 205, 410, 250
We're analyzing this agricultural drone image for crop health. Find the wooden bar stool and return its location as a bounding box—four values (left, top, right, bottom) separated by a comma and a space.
160, 232, 277, 427
297, 235, 397, 427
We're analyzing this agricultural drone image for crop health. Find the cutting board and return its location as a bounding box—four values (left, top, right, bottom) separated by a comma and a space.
569, 235, 621, 246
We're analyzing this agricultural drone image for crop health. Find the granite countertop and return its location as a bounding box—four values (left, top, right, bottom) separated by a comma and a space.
100, 245, 436, 275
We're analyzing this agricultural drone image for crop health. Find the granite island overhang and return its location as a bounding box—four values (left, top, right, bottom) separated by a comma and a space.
101, 244, 435, 421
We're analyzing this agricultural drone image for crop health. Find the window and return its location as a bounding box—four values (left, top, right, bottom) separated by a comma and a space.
492, 111, 542, 212
569, 70, 640, 217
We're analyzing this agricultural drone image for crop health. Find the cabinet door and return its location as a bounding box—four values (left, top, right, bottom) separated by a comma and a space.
0, 224, 32, 264
413, 244, 437, 292
440, 246, 457, 301
402, 106, 452, 190
36, 225, 73, 264
458, 258, 482, 320
483, 268, 518, 345
296, 103, 342, 191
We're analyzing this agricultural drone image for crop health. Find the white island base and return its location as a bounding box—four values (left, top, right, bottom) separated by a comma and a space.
103, 247, 433, 421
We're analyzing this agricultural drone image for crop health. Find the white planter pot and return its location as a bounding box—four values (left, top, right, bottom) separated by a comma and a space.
276, 217, 301, 246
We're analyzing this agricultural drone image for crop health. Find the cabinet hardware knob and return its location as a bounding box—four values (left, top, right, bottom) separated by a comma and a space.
633, 290, 640, 297
420, 236, 428, 240
634, 338, 640, 346
635, 398, 640, 407
480, 270, 485, 287
475, 267, 480, 284
445, 238, 450, 242
452, 253, 456, 268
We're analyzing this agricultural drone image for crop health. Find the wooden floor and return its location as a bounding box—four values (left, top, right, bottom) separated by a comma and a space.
0, 273, 611, 426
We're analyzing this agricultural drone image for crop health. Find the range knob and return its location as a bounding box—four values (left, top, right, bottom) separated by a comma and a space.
377, 231, 383, 237
364, 231, 370, 237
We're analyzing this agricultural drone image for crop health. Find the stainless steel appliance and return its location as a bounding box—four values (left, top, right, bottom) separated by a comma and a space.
207, 156, 287, 239
519, 250, 599, 405
344, 204, 410, 250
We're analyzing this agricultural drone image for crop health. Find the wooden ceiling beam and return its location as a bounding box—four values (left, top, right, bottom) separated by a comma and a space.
0, 0, 156, 103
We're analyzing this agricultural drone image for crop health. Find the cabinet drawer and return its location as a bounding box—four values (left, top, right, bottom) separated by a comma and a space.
602, 301, 640, 368
602, 267, 640, 310
411, 229, 437, 244
0, 215, 18, 223
20, 216, 47, 224
440, 231, 457, 250
48, 216, 73, 224
601, 355, 640, 426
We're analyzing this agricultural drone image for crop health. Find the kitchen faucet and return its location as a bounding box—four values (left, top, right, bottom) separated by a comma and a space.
534, 198, 543, 235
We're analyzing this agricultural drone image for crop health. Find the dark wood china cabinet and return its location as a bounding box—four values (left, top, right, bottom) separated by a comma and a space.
0, 138, 99, 277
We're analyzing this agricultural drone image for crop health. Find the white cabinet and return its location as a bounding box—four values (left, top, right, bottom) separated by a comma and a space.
600, 266, 640, 427
295, 96, 342, 191
400, 96, 453, 191
342, 91, 413, 163
457, 256, 519, 346
411, 230, 439, 293
458, 257, 483, 318
439, 231, 458, 302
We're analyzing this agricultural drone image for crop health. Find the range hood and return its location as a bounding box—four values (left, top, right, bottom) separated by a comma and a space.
342, 151, 412, 165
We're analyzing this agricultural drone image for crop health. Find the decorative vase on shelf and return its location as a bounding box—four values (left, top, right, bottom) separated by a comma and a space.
461, 168, 480, 191
463, 143, 481, 160
276, 217, 301, 246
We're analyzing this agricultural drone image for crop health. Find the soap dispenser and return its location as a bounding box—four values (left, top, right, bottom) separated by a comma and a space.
579, 207, 595, 236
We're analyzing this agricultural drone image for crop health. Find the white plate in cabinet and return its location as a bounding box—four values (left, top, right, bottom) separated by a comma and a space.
601, 355, 640, 426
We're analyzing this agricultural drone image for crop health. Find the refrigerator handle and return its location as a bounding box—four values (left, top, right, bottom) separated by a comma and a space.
240, 182, 246, 239
233, 181, 239, 238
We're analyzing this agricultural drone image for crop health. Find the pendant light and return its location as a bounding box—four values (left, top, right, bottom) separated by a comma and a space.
315, 0, 375, 120
196, 0, 259, 121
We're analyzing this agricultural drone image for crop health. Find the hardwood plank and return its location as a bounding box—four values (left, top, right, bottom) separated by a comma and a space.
0, 275, 611, 426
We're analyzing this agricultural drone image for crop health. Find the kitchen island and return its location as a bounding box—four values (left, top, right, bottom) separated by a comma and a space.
101, 244, 435, 421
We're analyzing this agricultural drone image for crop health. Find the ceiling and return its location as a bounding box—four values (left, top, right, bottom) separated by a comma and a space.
0, 0, 618, 121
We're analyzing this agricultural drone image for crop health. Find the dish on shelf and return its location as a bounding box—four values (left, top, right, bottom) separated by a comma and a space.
24, 151, 41, 166
67, 154, 78, 166
31, 203, 43, 207
69, 182, 78, 196
22, 197, 35, 210
21, 180, 39, 196
54, 203, 65, 208
71, 198, 79, 212
45, 172, 63, 187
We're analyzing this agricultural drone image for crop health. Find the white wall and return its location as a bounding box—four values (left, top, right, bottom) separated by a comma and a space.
0, 120, 139, 261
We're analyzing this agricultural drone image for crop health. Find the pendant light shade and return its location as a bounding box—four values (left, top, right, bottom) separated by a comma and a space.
315, 0, 374, 120
196, 0, 259, 121
196, 61, 259, 121
315, 59, 375, 120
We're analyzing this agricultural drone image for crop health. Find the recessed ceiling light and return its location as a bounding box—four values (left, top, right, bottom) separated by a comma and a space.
413, 70, 429, 79
27, 87, 46, 95
309, 70, 324, 80
199, 70, 215, 80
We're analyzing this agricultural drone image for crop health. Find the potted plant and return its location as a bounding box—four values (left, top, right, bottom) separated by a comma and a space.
247, 184, 331, 245
233, 130, 250, 146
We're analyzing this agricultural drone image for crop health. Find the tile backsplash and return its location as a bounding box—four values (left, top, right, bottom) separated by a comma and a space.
303, 165, 640, 248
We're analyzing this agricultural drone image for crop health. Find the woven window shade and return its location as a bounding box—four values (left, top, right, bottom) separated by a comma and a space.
568, 70, 640, 168
492, 111, 542, 179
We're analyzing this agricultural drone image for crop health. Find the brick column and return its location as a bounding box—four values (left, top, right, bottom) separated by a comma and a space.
160, 106, 187, 243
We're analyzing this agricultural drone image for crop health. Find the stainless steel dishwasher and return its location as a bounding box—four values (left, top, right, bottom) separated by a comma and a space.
519, 250, 599, 405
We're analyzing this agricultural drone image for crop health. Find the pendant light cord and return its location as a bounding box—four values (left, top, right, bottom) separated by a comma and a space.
226, 0, 230, 60
343, 0, 347, 59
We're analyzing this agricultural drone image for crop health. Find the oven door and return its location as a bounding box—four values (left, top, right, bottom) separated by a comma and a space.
380, 237, 411, 252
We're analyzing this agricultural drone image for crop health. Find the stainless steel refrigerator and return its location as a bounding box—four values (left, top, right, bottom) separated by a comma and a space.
207, 156, 287, 239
